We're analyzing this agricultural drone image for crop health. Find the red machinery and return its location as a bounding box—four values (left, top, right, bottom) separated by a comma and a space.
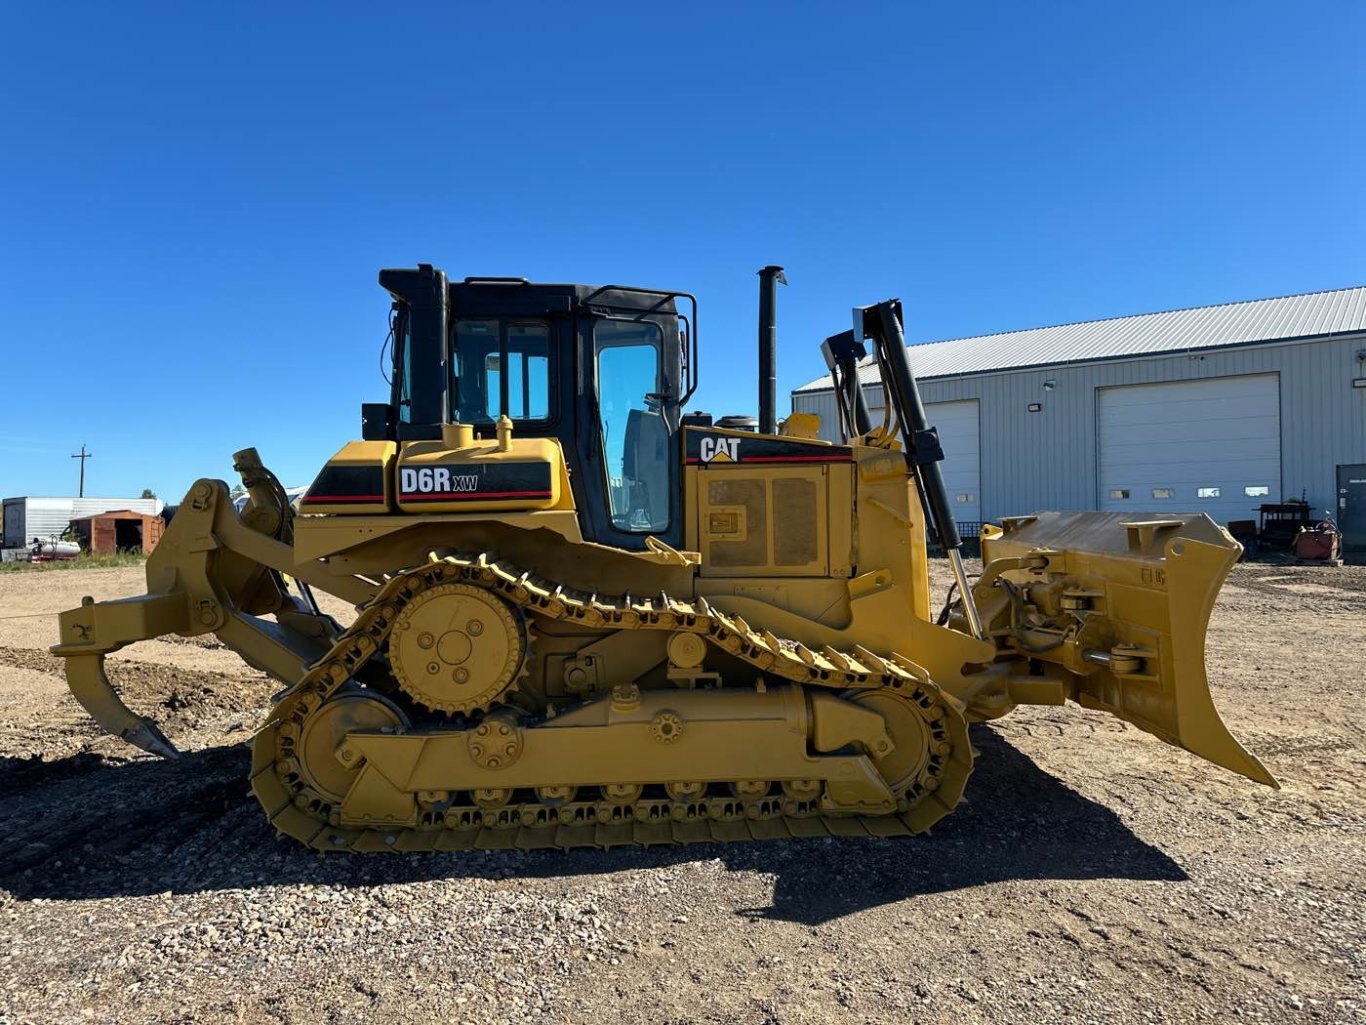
1294, 515, 1344, 566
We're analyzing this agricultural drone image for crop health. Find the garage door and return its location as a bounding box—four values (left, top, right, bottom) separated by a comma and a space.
869, 397, 982, 525
1098, 374, 1280, 524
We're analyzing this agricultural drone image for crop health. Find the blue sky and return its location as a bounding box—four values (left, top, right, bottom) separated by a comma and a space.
2, 1, 1363, 499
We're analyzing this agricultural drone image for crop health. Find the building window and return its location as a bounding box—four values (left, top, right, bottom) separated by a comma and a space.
1197, 486, 1221, 499
1244, 485, 1270, 498
1152, 488, 1174, 499
1109, 489, 1130, 500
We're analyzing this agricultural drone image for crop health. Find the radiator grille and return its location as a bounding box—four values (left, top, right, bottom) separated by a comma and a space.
772, 477, 818, 566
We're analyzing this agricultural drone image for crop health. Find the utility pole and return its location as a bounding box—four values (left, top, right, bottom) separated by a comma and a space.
71, 444, 92, 498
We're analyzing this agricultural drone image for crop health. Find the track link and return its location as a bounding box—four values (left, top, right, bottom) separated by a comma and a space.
251, 551, 974, 852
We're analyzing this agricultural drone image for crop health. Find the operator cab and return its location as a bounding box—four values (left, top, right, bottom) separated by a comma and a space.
368, 265, 696, 550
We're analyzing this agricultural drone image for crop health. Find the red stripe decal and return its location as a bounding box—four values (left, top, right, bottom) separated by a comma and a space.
685, 455, 852, 465
301, 494, 385, 503
733, 455, 853, 463
401, 490, 553, 500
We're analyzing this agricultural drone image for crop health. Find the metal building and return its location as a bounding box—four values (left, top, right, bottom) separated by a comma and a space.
791, 286, 1366, 534
2, 496, 163, 549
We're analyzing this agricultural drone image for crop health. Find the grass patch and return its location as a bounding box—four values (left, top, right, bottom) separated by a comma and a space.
0, 552, 147, 574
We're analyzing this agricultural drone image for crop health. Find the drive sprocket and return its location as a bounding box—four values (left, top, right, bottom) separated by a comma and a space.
388, 581, 528, 714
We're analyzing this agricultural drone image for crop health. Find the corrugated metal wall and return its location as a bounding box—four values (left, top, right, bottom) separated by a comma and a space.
792, 332, 1366, 523
791, 390, 844, 442
3, 497, 161, 548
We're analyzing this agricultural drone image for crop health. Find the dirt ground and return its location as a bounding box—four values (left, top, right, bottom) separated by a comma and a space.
0, 558, 1362, 1025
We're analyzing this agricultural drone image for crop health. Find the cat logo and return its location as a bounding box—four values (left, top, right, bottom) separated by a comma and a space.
699, 436, 741, 463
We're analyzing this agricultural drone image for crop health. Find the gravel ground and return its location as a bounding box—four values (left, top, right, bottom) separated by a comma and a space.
0, 558, 1362, 1024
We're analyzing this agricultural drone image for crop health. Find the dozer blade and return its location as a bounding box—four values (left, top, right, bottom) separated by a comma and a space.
980, 511, 1276, 788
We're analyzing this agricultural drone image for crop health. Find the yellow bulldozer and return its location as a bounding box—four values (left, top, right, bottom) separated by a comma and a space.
51, 264, 1275, 852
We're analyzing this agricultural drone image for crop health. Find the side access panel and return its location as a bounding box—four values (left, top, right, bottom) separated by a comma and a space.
684, 426, 853, 579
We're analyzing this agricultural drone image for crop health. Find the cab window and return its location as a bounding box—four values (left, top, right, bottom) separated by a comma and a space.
393, 316, 414, 423
595, 319, 670, 532
452, 320, 552, 423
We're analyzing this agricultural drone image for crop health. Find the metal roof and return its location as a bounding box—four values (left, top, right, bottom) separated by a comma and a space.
793, 285, 1366, 393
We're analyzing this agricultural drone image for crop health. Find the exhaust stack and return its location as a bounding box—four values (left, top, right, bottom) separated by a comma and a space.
757, 265, 787, 434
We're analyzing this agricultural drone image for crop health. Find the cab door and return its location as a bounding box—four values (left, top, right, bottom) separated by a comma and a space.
569, 314, 683, 551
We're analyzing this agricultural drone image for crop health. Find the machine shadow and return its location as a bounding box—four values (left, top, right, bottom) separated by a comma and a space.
0, 725, 1184, 922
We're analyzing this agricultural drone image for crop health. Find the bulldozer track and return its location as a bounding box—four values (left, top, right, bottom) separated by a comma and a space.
251, 551, 973, 852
